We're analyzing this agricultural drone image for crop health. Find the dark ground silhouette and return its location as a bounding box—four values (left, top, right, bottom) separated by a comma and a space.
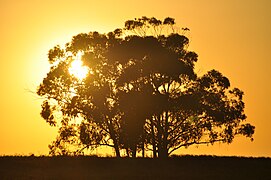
0, 155, 270, 179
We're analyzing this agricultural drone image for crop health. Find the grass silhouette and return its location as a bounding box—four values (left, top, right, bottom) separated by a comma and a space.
0, 155, 270, 179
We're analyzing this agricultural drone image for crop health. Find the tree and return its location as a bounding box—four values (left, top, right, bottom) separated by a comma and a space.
38, 31, 124, 156
37, 16, 254, 158
114, 17, 254, 158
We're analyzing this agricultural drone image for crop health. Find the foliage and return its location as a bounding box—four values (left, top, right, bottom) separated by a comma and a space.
37, 16, 254, 158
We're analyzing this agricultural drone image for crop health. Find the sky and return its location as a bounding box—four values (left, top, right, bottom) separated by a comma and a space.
0, 0, 270, 157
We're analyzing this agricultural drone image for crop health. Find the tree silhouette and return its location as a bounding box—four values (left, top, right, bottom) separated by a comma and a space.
38, 31, 124, 156
37, 16, 255, 158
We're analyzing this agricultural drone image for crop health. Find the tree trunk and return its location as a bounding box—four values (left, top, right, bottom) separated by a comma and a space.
157, 113, 170, 159
107, 119, 120, 158
150, 118, 157, 158
126, 148, 130, 157
161, 111, 169, 158
158, 147, 168, 159
111, 131, 120, 158
114, 143, 121, 158
131, 143, 137, 158
157, 115, 163, 158
142, 141, 145, 157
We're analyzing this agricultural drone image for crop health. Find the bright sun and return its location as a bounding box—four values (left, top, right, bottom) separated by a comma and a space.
69, 52, 88, 80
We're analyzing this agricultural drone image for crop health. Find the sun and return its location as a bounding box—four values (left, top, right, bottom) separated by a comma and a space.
69, 52, 88, 80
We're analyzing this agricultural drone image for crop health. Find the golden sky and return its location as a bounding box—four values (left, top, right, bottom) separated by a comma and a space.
0, 0, 270, 157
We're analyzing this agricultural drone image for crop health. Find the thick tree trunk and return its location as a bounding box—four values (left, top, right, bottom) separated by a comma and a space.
158, 147, 168, 158
157, 113, 170, 159
131, 143, 137, 158
107, 119, 121, 158
114, 143, 121, 158
111, 130, 120, 157
126, 148, 130, 157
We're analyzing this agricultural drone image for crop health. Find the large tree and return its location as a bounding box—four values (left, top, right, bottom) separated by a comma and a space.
37, 16, 254, 157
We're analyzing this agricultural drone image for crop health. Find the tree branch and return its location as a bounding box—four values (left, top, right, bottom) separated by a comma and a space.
168, 139, 224, 155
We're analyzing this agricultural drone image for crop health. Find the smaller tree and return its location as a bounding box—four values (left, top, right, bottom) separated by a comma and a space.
37, 31, 125, 156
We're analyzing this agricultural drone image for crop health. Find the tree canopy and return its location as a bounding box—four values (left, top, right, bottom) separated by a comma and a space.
37, 16, 255, 158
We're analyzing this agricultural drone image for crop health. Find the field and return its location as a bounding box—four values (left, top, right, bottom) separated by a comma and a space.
0, 155, 270, 179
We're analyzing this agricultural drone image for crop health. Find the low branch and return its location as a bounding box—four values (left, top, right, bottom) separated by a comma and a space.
168, 139, 224, 155
77, 143, 114, 154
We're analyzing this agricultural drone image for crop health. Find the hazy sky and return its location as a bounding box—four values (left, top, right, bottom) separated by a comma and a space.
0, 0, 270, 157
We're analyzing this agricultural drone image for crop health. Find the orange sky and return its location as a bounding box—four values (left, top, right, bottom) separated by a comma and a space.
0, 0, 270, 157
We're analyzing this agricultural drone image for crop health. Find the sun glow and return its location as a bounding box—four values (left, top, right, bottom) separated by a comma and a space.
69, 52, 88, 80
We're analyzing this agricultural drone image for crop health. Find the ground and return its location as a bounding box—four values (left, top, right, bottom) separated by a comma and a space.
0, 155, 270, 179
